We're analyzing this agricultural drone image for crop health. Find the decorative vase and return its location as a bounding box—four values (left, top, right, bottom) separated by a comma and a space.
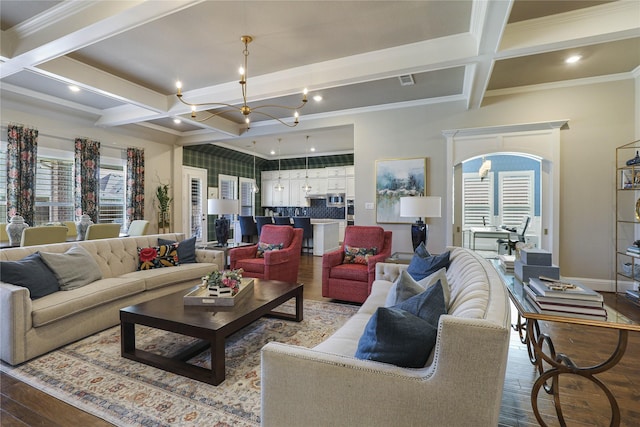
76, 214, 93, 240
7, 215, 29, 246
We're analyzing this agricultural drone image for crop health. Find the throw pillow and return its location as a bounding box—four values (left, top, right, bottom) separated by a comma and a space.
343, 245, 377, 264
414, 241, 430, 258
355, 280, 447, 368
256, 242, 284, 258
138, 244, 179, 270
39, 245, 103, 291
407, 251, 451, 281
354, 307, 435, 368
158, 236, 197, 264
0, 252, 59, 299
384, 268, 451, 308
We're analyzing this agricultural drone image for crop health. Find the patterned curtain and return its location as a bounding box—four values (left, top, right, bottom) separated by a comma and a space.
6, 124, 38, 224
126, 147, 145, 225
74, 138, 101, 223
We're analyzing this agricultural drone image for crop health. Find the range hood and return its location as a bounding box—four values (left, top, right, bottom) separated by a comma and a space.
305, 194, 327, 199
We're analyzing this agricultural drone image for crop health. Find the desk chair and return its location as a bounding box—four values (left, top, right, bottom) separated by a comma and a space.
293, 217, 313, 253
20, 226, 68, 246
239, 216, 258, 243
127, 220, 149, 236
497, 216, 530, 255
85, 223, 121, 240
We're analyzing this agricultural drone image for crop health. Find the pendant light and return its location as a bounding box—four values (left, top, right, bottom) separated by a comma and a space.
251, 141, 259, 194
274, 138, 285, 192
302, 135, 312, 193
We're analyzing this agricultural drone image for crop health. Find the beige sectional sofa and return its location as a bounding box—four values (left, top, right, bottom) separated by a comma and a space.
0, 233, 224, 365
261, 246, 511, 426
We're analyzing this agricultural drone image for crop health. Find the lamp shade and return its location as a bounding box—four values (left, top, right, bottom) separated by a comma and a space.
207, 198, 239, 215
400, 196, 442, 219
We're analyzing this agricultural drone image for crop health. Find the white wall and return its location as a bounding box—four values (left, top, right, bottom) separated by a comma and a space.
351, 79, 636, 286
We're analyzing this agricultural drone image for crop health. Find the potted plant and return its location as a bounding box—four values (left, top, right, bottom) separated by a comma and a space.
156, 184, 172, 232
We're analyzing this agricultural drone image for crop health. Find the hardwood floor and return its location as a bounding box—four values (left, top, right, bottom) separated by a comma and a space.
2, 253, 639, 426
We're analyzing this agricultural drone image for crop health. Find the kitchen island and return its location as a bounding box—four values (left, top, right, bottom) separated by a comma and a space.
310, 219, 340, 256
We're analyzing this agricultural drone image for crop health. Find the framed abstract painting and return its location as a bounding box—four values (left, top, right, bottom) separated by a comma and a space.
375, 157, 426, 223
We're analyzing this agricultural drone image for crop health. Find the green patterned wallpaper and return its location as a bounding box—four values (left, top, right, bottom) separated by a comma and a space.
183, 144, 354, 240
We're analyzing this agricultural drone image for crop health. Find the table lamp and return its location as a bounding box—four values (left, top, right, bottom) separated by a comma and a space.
400, 196, 442, 251
208, 198, 239, 246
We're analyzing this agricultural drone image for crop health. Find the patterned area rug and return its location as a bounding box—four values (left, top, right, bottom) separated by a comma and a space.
1, 300, 358, 427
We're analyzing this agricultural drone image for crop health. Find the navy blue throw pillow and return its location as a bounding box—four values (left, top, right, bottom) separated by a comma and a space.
414, 241, 430, 258
407, 251, 451, 281
0, 252, 59, 299
158, 236, 197, 264
355, 280, 447, 368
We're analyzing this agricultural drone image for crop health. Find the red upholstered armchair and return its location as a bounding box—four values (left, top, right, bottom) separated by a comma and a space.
229, 225, 303, 284
322, 225, 392, 303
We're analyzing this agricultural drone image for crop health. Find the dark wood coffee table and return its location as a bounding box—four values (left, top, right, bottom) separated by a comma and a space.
120, 279, 303, 385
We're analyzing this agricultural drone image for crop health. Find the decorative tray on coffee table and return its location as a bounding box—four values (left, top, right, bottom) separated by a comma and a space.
183, 278, 254, 307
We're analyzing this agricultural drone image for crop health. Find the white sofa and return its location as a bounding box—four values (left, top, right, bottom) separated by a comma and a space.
261, 246, 511, 426
0, 233, 224, 366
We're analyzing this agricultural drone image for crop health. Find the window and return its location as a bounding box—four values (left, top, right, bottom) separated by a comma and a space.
99, 162, 125, 227
239, 177, 256, 216
499, 171, 534, 228
462, 172, 493, 229
34, 156, 74, 225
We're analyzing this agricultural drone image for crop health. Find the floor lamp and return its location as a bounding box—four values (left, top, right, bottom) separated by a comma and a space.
400, 196, 442, 251
208, 199, 239, 246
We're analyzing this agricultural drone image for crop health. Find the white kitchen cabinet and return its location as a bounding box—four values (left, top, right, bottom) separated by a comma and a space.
327, 177, 346, 191
326, 167, 346, 177
289, 179, 310, 207
346, 176, 355, 198
345, 165, 354, 176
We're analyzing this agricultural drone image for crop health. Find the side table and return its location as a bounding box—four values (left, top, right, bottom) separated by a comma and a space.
385, 251, 413, 264
198, 241, 254, 268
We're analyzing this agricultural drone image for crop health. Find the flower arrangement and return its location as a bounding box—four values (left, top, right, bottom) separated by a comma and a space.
203, 268, 244, 296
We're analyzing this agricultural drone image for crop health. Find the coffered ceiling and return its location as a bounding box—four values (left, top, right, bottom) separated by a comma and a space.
1, 1, 638, 158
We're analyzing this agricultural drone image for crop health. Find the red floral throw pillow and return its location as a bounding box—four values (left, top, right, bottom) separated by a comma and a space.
256, 242, 284, 258
343, 245, 378, 264
137, 244, 179, 270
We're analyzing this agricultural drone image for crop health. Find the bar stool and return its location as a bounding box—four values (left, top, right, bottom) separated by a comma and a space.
239, 216, 258, 243
255, 216, 274, 238
293, 217, 313, 253
274, 216, 291, 226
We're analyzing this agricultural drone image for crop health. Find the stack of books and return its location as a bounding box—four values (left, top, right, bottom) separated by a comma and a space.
626, 245, 640, 257
498, 254, 515, 273
525, 276, 606, 320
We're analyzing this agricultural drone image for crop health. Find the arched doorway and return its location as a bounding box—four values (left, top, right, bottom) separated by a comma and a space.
443, 120, 568, 265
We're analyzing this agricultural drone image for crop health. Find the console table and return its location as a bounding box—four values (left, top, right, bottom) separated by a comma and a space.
463, 227, 511, 250
492, 260, 639, 427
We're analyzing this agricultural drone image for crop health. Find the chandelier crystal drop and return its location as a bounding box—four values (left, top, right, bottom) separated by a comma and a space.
176, 35, 308, 129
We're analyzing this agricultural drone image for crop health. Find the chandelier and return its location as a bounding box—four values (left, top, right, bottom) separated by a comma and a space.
176, 35, 308, 128
302, 135, 312, 193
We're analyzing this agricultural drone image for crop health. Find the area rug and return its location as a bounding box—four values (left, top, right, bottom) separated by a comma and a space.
1, 299, 359, 427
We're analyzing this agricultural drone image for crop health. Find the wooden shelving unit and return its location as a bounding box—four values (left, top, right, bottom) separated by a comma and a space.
615, 139, 640, 307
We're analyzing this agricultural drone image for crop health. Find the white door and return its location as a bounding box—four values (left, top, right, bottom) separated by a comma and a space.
182, 166, 208, 243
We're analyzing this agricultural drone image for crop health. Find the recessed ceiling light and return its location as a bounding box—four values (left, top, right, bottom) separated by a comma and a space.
270, 149, 276, 155
565, 55, 582, 64
310, 147, 316, 152
68, 85, 80, 92
173, 118, 182, 124
313, 95, 323, 102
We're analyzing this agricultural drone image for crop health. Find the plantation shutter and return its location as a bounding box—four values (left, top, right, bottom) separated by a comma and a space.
462, 172, 493, 229
35, 157, 75, 225
499, 171, 534, 228
239, 177, 255, 216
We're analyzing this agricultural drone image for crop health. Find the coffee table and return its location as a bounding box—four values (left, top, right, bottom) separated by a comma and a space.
120, 279, 303, 385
